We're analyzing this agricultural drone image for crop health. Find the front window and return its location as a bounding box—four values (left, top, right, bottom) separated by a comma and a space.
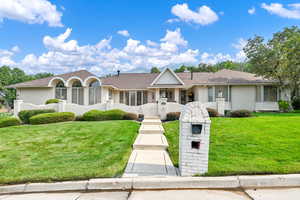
72, 80, 84, 105
55, 81, 67, 100
160, 89, 174, 102
215, 86, 230, 101
120, 91, 148, 106
208, 87, 214, 102
89, 80, 101, 105
264, 86, 278, 102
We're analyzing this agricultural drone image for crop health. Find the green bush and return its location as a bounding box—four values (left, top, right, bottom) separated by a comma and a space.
29, 112, 75, 125
292, 97, 300, 110
82, 110, 105, 121
124, 113, 138, 120
75, 115, 84, 121
0, 112, 12, 120
45, 99, 60, 104
278, 100, 291, 112
230, 110, 252, 118
166, 112, 181, 121
18, 109, 56, 124
0, 117, 21, 128
83, 109, 126, 121
207, 108, 219, 117
103, 109, 126, 120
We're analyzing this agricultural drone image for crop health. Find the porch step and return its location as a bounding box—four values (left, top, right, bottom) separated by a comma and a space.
142, 118, 162, 126
133, 134, 169, 150
139, 124, 164, 134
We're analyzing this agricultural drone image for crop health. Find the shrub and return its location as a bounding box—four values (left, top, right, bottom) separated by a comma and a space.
18, 109, 56, 124
45, 99, 60, 104
0, 117, 21, 128
82, 110, 104, 121
166, 112, 181, 121
0, 112, 12, 120
29, 112, 75, 125
230, 110, 252, 118
103, 109, 126, 120
75, 115, 84, 121
292, 97, 300, 110
207, 108, 219, 117
278, 100, 291, 112
124, 112, 138, 120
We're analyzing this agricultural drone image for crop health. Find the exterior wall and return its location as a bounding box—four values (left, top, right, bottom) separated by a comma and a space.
231, 86, 256, 111
155, 70, 181, 85
17, 87, 54, 105
101, 87, 109, 103
193, 86, 208, 103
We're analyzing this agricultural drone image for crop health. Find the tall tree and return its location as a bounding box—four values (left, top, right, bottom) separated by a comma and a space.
150, 67, 160, 73
244, 26, 300, 97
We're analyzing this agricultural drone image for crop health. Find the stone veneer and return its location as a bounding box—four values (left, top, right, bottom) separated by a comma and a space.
179, 101, 211, 176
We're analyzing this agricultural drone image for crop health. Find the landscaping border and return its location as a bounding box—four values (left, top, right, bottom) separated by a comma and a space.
1, 174, 300, 194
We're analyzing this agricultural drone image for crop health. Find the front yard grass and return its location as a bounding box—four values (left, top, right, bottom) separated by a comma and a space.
0, 120, 139, 185
163, 113, 300, 176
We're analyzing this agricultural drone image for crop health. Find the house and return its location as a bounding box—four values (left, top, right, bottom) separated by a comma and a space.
7, 68, 289, 111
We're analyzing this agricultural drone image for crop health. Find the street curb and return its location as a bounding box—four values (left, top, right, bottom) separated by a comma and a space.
1, 174, 300, 195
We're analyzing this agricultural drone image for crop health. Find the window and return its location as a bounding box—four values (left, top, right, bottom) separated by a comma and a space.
256, 86, 262, 102
160, 89, 174, 102
143, 91, 148, 104
89, 80, 101, 105
109, 89, 113, 100
55, 81, 67, 100
121, 91, 148, 106
264, 86, 278, 102
208, 87, 214, 102
215, 86, 230, 101
120, 91, 124, 104
72, 81, 84, 105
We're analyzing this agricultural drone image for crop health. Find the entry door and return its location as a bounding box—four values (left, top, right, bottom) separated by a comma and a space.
231, 86, 255, 111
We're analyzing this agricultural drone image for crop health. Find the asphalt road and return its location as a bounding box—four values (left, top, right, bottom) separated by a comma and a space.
0, 188, 299, 200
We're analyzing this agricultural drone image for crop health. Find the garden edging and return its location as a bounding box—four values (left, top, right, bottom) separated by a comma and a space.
1, 174, 300, 195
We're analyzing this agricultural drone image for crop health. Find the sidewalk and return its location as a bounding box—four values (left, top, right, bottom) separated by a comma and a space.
123, 116, 177, 177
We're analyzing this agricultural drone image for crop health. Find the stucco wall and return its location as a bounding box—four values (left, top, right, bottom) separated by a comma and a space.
231, 86, 256, 111
17, 88, 54, 105
193, 86, 208, 103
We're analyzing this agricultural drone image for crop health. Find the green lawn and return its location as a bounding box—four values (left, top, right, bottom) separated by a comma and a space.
163, 113, 300, 176
0, 121, 139, 185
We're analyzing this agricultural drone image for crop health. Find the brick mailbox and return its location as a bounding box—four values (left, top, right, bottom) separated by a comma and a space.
179, 101, 211, 176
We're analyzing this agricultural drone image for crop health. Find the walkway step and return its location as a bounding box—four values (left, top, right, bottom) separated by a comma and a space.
142, 119, 162, 126
144, 116, 160, 120
133, 134, 168, 150
139, 124, 164, 134
123, 150, 177, 177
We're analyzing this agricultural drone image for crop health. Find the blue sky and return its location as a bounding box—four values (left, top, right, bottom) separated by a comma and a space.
0, 0, 299, 75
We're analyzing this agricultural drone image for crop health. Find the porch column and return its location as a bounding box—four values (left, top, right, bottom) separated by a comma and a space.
66, 87, 72, 103
83, 87, 89, 105
155, 88, 160, 102
174, 88, 180, 103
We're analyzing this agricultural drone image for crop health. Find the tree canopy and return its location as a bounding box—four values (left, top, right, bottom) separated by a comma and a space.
150, 67, 160, 73
244, 26, 300, 97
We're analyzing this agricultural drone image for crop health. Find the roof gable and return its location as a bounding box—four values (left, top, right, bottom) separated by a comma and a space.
151, 68, 184, 86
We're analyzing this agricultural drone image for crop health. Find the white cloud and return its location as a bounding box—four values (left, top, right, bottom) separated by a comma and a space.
0, 48, 16, 66
169, 3, 219, 25
261, 3, 300, 19
248, 7, 256, 15
0, 0, 63, 27
11, 45, 20, 53
117, 30, 130, 37
232, 38, 247, 62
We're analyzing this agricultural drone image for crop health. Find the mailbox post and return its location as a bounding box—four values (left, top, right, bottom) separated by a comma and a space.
179, 101, 211, 176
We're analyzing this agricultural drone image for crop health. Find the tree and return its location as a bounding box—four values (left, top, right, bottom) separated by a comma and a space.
244, 26, 300, 97
174, 65, 187, 73
150, 67, 160, 73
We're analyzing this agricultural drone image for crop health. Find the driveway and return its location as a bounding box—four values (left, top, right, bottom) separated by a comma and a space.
1, 188, 300, 200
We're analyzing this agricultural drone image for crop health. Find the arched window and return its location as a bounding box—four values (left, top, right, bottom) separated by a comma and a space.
55, 81, 67, 100
72, 80, 84, 105
89, 80, 101, 105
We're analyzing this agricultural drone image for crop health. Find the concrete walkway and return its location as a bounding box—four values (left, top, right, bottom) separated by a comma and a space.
123, 116, 177, 177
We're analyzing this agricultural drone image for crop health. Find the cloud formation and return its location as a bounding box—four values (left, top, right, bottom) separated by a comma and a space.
248, 7, 256, 15
0, 0, 63, 27
117, 30, 130, 37
262, 3, 300, 19
169, 3, 219, 25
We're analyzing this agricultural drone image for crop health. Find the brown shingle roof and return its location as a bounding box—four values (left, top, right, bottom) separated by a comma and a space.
7, 69, 277, 89
7, 70, 96, 88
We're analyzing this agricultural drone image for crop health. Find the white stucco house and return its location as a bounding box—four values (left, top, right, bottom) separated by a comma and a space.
8, 68, 290, 112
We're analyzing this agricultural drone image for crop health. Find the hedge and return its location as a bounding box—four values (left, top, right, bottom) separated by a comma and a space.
45, 99, 60, 104
82, 110, 104, 121
82, 109, 126, 121
29, 112, 75, 125
166, 112, 181, 121
207, 108, 219, 117
18, 109, 56, 124
230, 110, 252, 118
124, 113, 138, 120
0, 117, 21, 128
